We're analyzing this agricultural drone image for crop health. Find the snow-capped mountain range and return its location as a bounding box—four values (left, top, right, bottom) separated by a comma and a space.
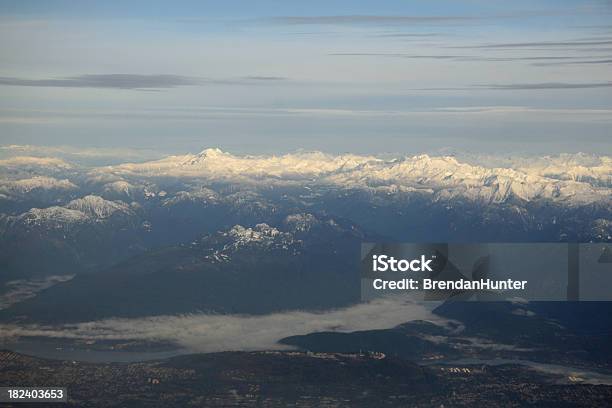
0, 147, 609, 235
2, 195, 134, 229
92, 148, 610, 205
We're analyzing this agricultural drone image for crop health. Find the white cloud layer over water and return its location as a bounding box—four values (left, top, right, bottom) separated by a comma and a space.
0, 297, 445, 352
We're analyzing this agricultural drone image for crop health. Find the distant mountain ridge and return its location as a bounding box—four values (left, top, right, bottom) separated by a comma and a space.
96, 149, 611, 205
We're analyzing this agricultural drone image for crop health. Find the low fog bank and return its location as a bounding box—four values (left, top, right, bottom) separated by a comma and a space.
0, 297, 447, 353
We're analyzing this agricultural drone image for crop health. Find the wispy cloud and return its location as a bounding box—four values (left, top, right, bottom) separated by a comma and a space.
533, 58, 612, 66
476, 56, 610, 62
374, 32, 444, 38
0, 276, 74, 310
0, 74, 201, 90
0, 144, 164, 165
3, 105, 612, 122
258, 15, 480, 25
415, 82, 612, 91
242, 76, 287, 81
476, 82, 612, 90
457, 39, 612, 49
329, 53, 463, 59
257, 10, 574, 27
0, 74, 287, 90
329, 52, 612, 65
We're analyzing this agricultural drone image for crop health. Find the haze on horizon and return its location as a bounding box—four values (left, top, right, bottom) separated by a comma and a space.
0, 0, 611, 156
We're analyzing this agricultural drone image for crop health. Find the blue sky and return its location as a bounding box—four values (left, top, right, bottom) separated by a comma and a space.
0, 0, 611, 155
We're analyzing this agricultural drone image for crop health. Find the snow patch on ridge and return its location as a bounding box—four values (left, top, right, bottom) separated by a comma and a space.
284, 213, 319, 232
1, 176, 77, 194
20, 206, 90, 226
224, 224, 296, 251
103, 180, 134, 196
65, 195, 132, 219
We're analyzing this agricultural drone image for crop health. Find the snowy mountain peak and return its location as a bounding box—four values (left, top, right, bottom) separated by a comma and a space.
198, 147, 226, 156
185, 148, 231, 165
65, 195, 132, 219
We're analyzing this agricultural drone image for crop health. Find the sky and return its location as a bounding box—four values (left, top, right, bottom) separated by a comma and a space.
0, 0, 611, 156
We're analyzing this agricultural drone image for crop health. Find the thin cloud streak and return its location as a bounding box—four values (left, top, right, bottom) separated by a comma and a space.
257, 10, 573, 26
0, 74, 201, 90
415, 82, 612, 91
257, 15, 481, 25
0, 74, 287, 90
533, 59, 612, 66
374, 32, 444, 38
328, 53, 612, 65
243, 76, 288, 81
456, 39, 612, 48
329, 53, 463, 59
2, 106, 612, 126
477, 82, 612, 90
